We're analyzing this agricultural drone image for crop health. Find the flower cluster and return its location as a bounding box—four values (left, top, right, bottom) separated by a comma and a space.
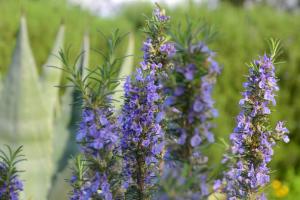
154, 7, 170, 22
121, 70, 164, 193
160, 43, 176, 58
162, 41, 220, 198
120, 6, 174, 199
70, 107, 119, 200
76, 108, 119, 155
217, 54, 289, 199
0, 146, 24, 200
70, 171, 112, 200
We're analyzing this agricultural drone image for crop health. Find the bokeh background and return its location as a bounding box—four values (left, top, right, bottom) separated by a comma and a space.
0, 0, 299, 199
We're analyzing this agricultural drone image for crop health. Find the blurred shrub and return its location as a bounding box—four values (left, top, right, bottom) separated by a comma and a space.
0, 0, 132, 74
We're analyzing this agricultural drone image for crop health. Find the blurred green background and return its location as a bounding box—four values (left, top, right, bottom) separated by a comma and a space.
0, 0, 299, 199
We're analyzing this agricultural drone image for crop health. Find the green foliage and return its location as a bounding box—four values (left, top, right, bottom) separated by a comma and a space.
0, 145, 25, 183
0, 145, 25, 199
59, 29, 127, 108
69, 154, 87, 191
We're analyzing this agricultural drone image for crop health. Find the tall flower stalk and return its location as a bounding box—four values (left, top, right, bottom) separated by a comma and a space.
161, 21, 220, 199
120, 5, 175, 200
60, 30, 127, 200
0, 145, 25, 200
216, 40, 289, 200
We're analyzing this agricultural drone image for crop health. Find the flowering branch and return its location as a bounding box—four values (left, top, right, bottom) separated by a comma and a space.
215, 39, 289, 200
60, 30, 127, 200
0, 145, 25, 200
120, 5, 175, 200
161, 20, 220, 199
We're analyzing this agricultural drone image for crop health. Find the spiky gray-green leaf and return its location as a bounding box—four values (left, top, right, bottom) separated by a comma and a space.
0, 16, 53, 200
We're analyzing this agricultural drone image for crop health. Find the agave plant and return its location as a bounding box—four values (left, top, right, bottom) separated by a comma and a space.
0, 16, 69, 200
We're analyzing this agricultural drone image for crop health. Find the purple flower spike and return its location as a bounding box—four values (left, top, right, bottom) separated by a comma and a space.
120, 6, 173, 198
221, 54, 289, 199
71, 106, 120, 199
162, 39, 220, 199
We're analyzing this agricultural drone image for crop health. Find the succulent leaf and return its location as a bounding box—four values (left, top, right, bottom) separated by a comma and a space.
41, 24, 65, 120
113, 33, 135, 108
0, 16, 53, 200
48, 160, 73, 200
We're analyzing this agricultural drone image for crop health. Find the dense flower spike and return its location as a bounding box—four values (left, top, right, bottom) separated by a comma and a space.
0, 146, 25, 200
162, 38, 220, 198
70, 170, 113, 200
70, 107, 119, 200
76, 108, 119, 155
61, 30, 126, 200
120, 5, 174, 199
218, 48, 289, 199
